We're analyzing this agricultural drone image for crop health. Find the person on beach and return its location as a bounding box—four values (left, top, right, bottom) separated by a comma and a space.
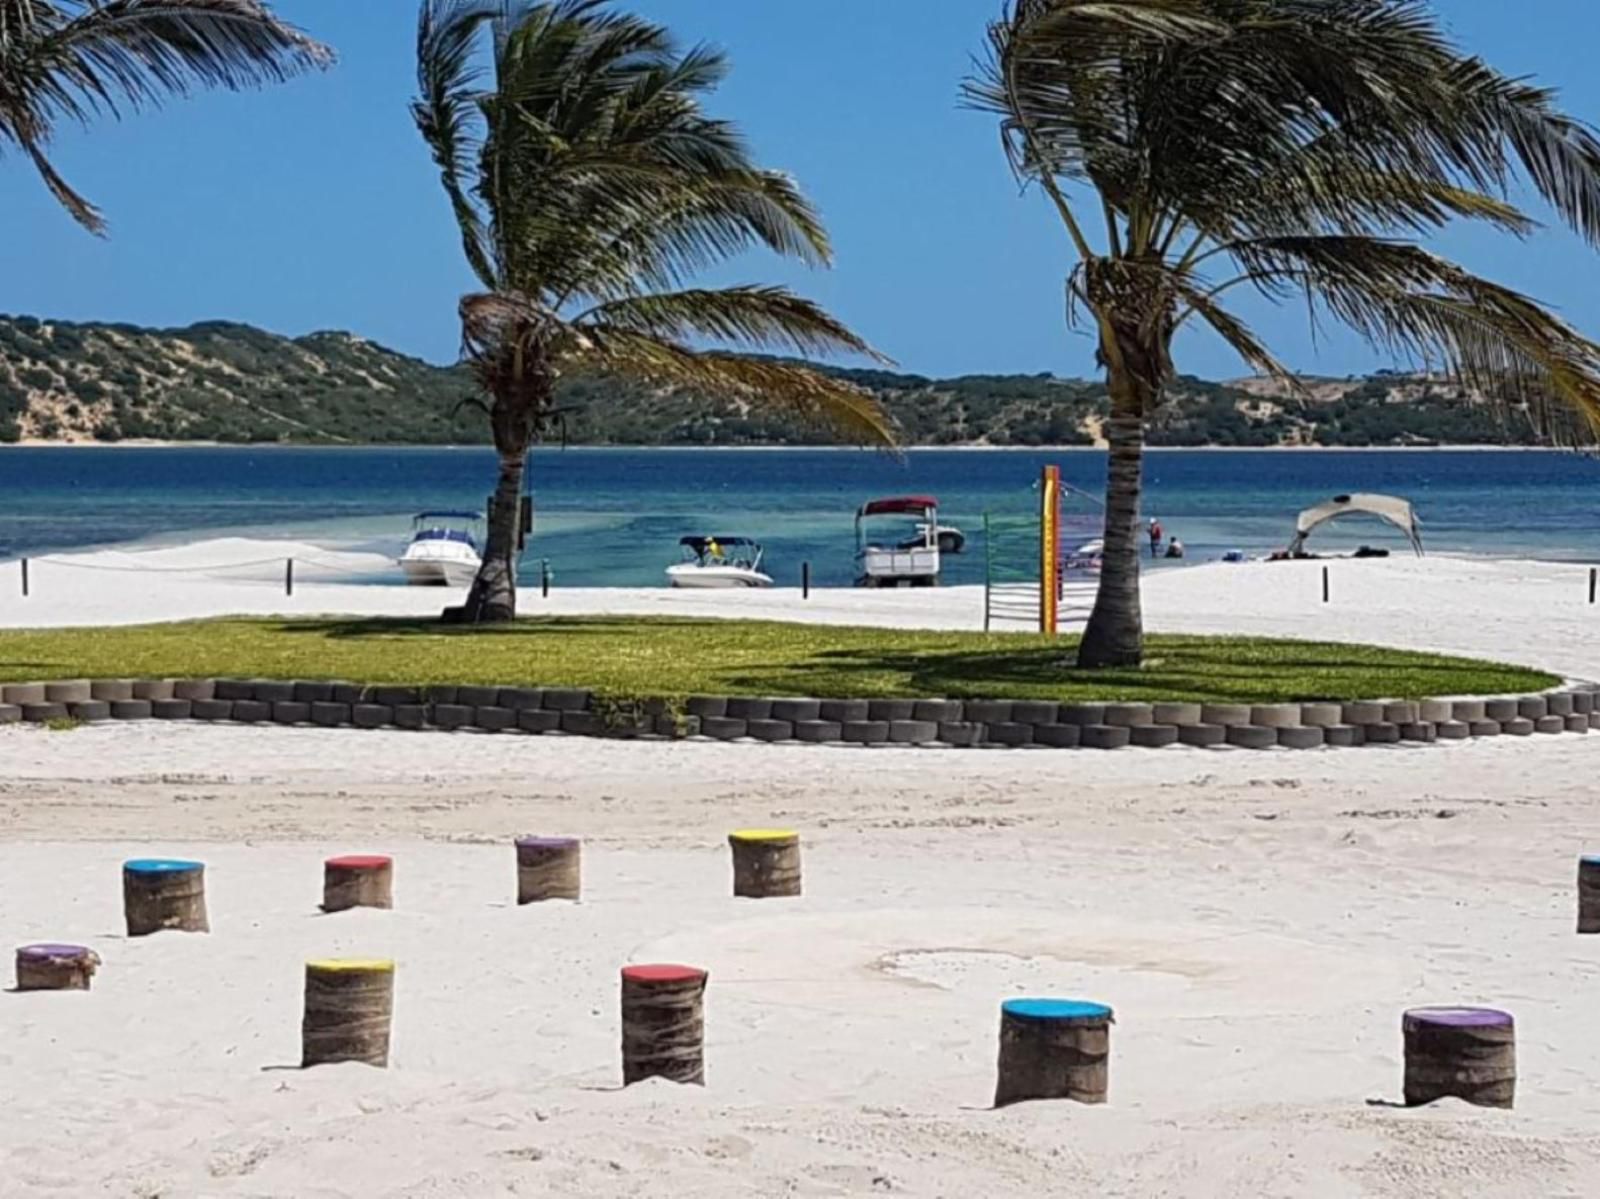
1148, 518, 1163, 558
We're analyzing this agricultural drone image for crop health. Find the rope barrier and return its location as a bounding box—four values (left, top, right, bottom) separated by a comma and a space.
297, 556, 393, 577
26, 556, 293, 575
10, 554, 390, 577
3, 552, 396, 599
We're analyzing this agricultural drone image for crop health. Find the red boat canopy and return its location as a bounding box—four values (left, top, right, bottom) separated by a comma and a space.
858, 495, 937, 517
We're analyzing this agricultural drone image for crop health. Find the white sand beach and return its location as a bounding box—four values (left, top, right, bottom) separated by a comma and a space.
3, 540, 1600, 1195
2, 537, 1597, 678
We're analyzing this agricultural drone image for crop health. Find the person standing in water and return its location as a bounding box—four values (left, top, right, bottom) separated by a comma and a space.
1148, 517, 1163, 558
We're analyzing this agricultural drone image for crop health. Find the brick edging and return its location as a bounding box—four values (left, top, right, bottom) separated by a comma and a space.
1, 677, 1595, 751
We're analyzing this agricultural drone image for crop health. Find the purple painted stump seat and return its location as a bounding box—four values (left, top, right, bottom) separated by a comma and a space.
15, 943, 100, 991
1402, 1007, 1515, 1109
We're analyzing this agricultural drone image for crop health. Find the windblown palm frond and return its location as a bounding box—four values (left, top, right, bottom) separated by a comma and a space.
0, 0, 331, 232
579, 328, 896, 447
969, 0, 1600, 665
967, 0, 1600, 434
414, 0, 890, 447
415, 0, 890, 620
1211, 235, 1600, 438
574, 287, 876, 359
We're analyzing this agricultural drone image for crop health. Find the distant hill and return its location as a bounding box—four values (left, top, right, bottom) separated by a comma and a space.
0, 314, 1563, 448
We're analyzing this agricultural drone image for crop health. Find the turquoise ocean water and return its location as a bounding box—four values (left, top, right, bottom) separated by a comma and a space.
2, 446, 1597, 587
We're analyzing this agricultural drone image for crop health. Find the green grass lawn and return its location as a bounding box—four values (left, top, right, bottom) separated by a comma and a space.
0, 617, 1556, 703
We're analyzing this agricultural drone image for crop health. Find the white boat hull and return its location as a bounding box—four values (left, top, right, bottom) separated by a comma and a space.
858, 544, 940, 584
399, 549, 480, 587
666, 564, 773, 589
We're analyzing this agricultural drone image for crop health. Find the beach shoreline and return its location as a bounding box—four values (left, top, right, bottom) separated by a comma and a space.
3, 537, 1597, 682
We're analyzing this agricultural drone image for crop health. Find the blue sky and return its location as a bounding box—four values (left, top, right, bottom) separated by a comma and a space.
4, 0, 1599, 380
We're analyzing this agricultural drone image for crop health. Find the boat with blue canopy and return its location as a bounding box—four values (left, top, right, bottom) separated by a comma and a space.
399, 510, 483, 587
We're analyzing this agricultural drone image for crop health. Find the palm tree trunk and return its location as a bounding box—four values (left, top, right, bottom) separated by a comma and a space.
458, 372, 545, 624
1078, 394, 1146, 668
460, 448, 525, 622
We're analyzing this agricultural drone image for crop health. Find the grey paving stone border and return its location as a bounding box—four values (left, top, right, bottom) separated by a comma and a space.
2, 676, 1595, 753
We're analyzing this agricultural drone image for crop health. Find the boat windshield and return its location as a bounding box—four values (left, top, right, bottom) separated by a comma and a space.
412, 527, 478, 548
410, 511, 482, 549
681, 536, 762, 568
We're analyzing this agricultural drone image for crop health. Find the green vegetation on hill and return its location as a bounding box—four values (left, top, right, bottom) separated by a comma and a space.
0, 316, 481, 444
0, 617, 1556, 703
0, 314, 1557, 448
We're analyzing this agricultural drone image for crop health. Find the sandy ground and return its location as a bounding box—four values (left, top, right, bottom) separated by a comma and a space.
4, 541, 1600, 1195
3, 538, 1598, 680
4, 725, 1600, 1197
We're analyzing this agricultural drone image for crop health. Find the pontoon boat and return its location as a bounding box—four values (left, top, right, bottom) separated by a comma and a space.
857, 496, 941, 587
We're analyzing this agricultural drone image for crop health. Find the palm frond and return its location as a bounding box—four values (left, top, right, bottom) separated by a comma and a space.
446, 2, 834, 298
416, 0, 886, 450
964, 0, 1227, 197
585, 169, 831, 295
577, 326, 897, 448
41, 0, 330, 113
1223, 235, 1600, 437
1206, 140, 1540, 242
574, 285, 886, 362
1440, 58, 1600, 248
21, 135, 101, 230
413, 0, 497, 285
1170, 279, 1301, 393
972, 0, 1600, 444
0, 0, 331, 232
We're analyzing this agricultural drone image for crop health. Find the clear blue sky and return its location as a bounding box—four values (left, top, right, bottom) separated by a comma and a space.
4, 0, 1599, 380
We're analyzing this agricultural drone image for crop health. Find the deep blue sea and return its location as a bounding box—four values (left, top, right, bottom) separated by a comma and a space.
2, 446, 1597, 586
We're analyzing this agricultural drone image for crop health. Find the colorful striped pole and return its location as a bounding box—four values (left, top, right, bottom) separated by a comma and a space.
302, 959, 395, 1068
995, 998, 1113, 1106
728, 829, 801, 898
123, 859, 208, 936
621, 964, 707, 1085
1039, 465, 1061, 635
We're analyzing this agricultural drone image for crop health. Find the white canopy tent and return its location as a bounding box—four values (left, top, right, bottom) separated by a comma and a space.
1286, 493, 1423, 557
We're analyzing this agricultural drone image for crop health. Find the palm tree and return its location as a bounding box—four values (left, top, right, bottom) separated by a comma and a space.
968, 0, 1600, 667
0, 0, 331, 234
414, 0, 893, 623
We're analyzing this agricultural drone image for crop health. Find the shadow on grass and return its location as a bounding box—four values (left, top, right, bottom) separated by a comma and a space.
273, 617, 712, 641
261, 618, 1541, 703
713, 645, 1513, 703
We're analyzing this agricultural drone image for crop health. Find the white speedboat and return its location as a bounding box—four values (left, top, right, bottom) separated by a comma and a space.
399, 511, 483, 586
912, 521, 965, 555
666, 536, 774, 589
1064, 537, 1103, 573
